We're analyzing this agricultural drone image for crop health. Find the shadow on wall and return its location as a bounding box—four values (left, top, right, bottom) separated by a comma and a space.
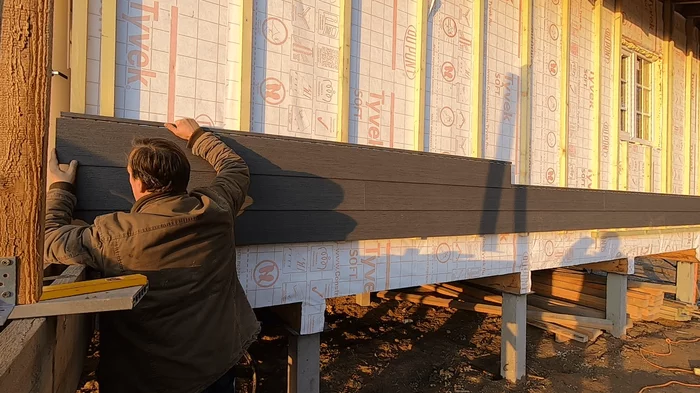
56, 122, 358, 246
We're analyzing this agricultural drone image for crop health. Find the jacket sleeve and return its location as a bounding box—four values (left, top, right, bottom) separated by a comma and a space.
44, 185, 106, 271
189, 129, 250, 215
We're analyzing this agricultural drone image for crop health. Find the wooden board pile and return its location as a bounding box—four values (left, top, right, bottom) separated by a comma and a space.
531, 269, 670, 321
377, 268, 699, 344
377, 280, 616, 343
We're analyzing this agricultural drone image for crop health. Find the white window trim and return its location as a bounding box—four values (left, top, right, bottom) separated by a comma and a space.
620, 49, 655, 147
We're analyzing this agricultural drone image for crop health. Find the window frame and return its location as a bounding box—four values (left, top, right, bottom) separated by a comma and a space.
619, 49, 655, 146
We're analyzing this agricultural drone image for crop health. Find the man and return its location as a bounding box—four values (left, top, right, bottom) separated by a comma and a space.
44, 118, 260, 393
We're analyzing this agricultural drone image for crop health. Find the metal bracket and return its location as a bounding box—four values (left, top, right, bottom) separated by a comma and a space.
0, 257, 17, 326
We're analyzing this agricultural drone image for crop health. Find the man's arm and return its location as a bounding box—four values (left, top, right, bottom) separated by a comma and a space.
166, 119, 250, 215
43, 150, 105, 270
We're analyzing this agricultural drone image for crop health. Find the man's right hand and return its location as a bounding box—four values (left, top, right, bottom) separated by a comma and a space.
165, 118, 201, 141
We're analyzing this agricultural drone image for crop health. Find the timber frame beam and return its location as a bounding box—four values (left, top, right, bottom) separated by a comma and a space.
0, 0, 53, 304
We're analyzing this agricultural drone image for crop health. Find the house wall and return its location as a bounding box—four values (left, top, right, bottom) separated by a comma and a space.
71, 0, 700, 334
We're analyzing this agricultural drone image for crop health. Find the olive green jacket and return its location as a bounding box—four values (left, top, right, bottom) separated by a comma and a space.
44, 129, 260, 393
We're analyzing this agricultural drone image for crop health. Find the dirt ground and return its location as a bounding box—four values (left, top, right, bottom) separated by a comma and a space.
78, 295, 700, 393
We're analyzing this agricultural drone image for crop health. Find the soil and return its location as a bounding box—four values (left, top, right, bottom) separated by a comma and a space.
77, 295, 700, 393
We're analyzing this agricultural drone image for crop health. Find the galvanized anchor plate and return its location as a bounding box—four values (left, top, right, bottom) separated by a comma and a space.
0, 257, 17, 326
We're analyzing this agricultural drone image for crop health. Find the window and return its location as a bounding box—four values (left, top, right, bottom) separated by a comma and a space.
620, 51, 654, 142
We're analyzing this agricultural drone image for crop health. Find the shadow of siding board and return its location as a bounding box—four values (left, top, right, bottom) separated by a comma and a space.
57, 115, 512, 188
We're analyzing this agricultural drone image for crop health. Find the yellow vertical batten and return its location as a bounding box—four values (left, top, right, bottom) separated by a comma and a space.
644, 147, 652, 191
337, 0, 352, 143
518, 0, 533, 185
238, 0, 253, 131
591, 0, 603, 189
471, 0, 486, 158
696, 36, 700, 195
661, 0, 673, 193
99, 0, 116, 116
559, 0, 571, 187
684, 19, 694, 195
610, 0, 622, 189
70, 0, 89, 113
413, 0, 429, 152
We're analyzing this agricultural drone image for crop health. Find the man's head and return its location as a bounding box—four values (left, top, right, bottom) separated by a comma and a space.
127, 138, 191, 201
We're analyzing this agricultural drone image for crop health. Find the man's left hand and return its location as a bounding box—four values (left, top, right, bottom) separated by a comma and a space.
48, 149, 79, 188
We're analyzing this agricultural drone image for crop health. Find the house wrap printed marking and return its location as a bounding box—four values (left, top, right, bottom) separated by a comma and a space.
123, 1, 160, 87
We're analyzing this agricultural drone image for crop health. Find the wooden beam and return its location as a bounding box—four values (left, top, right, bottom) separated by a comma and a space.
69, 0, 88, 113
559, 0, 571, 187
676, 261, 699, 303
580, 258, 631, 274
413, 0, 428, 152
0, 0, 53, 304
98, 0, 116, 116
471, 0, 486, 157
287, 333, 321, 393
355, 292, 370, 307
336, 0, 351, 143
238, 0, 253, 131
606, 273, 628, 337
519, 0, 533, 184
656, 249, 700, 263
471, 273, 522, 294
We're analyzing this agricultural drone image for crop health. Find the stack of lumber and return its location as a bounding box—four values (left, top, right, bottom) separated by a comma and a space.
531, 269, 669, 321
377, 281, 613, 343
659, 299, 700, 321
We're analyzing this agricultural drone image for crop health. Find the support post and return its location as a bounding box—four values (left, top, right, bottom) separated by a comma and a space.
606, 273, 628, 338
356, 292, 371, 307
0, 0, 53, 304
675, 261, 698, 304
287, 333, 321, 393
500, 292, 527, 383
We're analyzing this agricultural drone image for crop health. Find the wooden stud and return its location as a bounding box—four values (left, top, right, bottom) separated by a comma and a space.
611, 0, 623, 190
501, 292, 527, 382
606, 272, 628, 338
662, 0, 674, 193
0, 0, 53, 304
336, 0, 351, 143
287, 333, 321, 393
99, 0, 116, 116
518, 0, 533, 184
592, 0, 604, 189
559, 0, 571, 187
471, 0, 486, 158
657, 249, 700, 263
413, 0, 428, 152
69, 0, 88, 113
49, 0, 71, 151
675, 261, 698, 303
238, 0, 253, 131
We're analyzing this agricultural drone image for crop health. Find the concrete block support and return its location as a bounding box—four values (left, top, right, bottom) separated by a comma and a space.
500, 292, 527, 382
287, 333, 321, 393
676, 261, 698, 304
606, 273, 628, 338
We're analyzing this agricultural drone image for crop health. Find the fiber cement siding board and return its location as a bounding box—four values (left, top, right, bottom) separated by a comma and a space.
58, 114, 700, 246
57, 115, 512, 188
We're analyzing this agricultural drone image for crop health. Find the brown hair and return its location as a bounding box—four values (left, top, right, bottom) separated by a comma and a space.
128, 138, 191, 193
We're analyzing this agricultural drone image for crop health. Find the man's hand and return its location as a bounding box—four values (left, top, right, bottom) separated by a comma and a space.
47, 149, 78, 187
165, 118, 200, 141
